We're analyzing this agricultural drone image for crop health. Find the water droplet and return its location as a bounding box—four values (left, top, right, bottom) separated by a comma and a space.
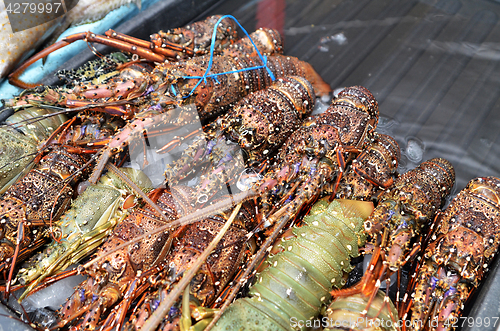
237, 168, 262, 191
405, 137, 425, 162
480, 137, 493, 147
318, 44, 329, 52
378, 116, 397, 129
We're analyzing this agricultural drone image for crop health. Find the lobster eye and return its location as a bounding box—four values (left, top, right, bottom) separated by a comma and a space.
239, 129, 253, 142
442, 265, 459, 278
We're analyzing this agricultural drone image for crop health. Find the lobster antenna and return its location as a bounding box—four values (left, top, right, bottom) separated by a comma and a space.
24, 98, 138, 114
140, 202, 243, 331
0, 152, 38, 171
81, 189, 257, 270
204, 212, 293, 331
106, 163, 171, 223
0, 313, 45, 331
0, 108, 76, 128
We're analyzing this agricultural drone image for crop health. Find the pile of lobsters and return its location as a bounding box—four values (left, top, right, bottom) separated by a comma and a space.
0, 14, 497, 331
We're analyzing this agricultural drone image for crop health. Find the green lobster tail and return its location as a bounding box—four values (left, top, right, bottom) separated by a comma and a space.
324, 291, 398, 331
213, 199, 371, 331
213, 298, 290, 331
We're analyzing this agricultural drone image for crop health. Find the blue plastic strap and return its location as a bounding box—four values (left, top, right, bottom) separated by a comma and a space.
181, 15, 275, 98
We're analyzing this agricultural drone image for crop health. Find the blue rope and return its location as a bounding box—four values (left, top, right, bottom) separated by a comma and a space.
181, 15, 275, 98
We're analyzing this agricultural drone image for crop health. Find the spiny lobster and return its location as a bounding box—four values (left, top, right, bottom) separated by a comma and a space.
246, 85, 378, 229
7, 15, 239, 89
27, 86, 389, 331
211, 198, 374, 331
55, 52, 133, 87
0, 108, 129, 296
332, 158, 456, 319
179, 85, 381, 331
127, 197, 257, 331
0, 97, 126, 194
87, 51, 330, 182
52, 185, 255, 330
163, 75, 316, 203
15, 167, 153, 302
6, 21, 330, 186
404, 176, 500, 331
53, 186, 193, 330
45, 78, 316, 330
6, 25, 290, 116
43, 76, 314, 330
0, 146, 89, 278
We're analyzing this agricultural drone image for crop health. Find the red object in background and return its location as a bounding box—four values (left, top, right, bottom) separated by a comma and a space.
256, 0, 285, 36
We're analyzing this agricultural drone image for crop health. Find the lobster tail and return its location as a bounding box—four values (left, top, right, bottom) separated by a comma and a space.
222, 27, 284, 57
335, 85, 379, 126
391, 157, 455, 221
417, 157, 456, 199
0, 146, 89, 274
325, 290, 398, 331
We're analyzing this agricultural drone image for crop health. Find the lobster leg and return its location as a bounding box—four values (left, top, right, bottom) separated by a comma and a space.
13, 269, 79, 300
382, 278, 400, 326
0, 235, 47, 278
155, 126, 204, 154
63, 100, 132, 116
360, 262, 389, 315
140, 203, 243, 331
264, 146, 351, 228
88, 104, 189, 184
4, 220, 26, 300
30, 117, 78, 156
330, 245, 385, 301
353, 166, 394, 188
329, 144, 359, 198
101, 278, 144, 331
